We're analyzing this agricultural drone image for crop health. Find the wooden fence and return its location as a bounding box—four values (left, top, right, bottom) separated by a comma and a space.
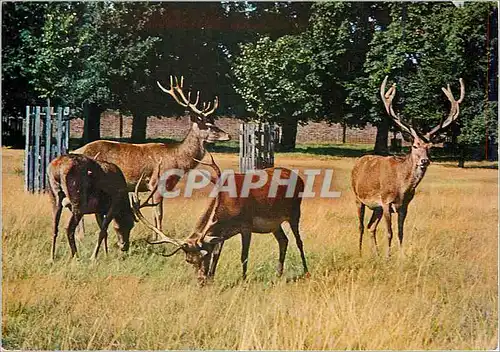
239, 123, 278, 172
25, 102, 70, 193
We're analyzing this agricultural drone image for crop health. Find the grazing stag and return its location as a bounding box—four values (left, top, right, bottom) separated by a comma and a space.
74, 76, 230, 232
48, 154, 135, 261
351, 76, 464, 257
130, 154, 309, 284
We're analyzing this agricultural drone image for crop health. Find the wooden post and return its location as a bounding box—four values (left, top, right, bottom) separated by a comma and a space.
44, 99, 52, 191
239, 124, 244, 172
24, 106, 31, 192
64, 115, 70, 153
56, 107, 63, 156
34, 106, 41, 192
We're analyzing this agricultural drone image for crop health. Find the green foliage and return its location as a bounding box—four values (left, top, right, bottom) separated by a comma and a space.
3, 2, 497, 153
308, 2, 377, 124
3, 2, 161, 114
233, 35, 321, 124
233, 2, 377, 126
358, 2, 497, 145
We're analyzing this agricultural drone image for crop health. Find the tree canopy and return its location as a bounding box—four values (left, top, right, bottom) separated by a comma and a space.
2, 1, 497, 159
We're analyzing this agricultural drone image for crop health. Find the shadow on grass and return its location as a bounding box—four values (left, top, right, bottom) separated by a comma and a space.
439, 163, 498, 170
68, 138, 498, 166
69, 137, 241, 153
283, 144, 373, 158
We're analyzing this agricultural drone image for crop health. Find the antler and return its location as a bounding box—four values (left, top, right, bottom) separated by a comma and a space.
193, 152, 221, 184
157, 76, 219, 117
380, 76, 419, 139
425, 78, 465, 140
128, 162, 185, 253
192, 152, 222, 243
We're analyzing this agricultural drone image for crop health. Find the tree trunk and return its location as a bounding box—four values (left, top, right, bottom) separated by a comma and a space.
119, 112, 123, 139
83, 102, 102, 143
131, 112, 148, 142
373, 118, 390, 155
342, 122, 347, 144
280, 118, 298, 151
458, 143, 466, 168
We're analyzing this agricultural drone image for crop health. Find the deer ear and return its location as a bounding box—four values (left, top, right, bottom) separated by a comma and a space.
203, 236, 224, 245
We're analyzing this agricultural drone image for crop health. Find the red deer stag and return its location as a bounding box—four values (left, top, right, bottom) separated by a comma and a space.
130, 154, 309, 284
74, 76, 230, 232
351, 76, 464, 257
48, 154, 135, 261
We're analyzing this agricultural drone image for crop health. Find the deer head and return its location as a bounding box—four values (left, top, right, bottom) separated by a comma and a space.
157, 76, 230, 143
380, 76, 465, 170
129, 153, 223, 277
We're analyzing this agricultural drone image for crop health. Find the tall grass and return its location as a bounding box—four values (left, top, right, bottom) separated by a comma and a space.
2, 148, 497, 349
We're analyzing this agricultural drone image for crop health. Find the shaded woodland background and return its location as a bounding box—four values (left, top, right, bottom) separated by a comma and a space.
2, 2, 498, 159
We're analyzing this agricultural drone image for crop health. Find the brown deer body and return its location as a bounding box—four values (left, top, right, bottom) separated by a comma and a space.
48, 154, 134, 261
74, 76, 230, 231
351, 76, 464, 257
131, 156, 309, 284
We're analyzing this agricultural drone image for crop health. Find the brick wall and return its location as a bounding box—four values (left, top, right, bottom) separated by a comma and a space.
70, 111, 378, 144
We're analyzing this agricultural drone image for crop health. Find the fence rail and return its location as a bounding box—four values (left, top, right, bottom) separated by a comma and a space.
25, 102, 70, 193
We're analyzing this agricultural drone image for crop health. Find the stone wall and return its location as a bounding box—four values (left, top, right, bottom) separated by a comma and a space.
70, 111, 378, 144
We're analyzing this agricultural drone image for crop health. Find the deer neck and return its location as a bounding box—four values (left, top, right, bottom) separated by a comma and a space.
401, 152, 427, 190
175, 124, 206, 171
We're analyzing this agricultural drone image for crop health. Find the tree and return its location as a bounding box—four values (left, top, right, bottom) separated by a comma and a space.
3, 2, 161, 143
355, 2, 497, 156
232, 2, 380, 150
2, 2, 48, 117
232, 35, 322, 150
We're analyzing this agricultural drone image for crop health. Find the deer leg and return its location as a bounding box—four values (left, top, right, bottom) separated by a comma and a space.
397, 206, 408, 256
272, 226, 289, 277
76, 217, 85, 242
113, 216, 131, 252
367, 208, 383, 255
50, 191, 64, 261
91, 208, 115, 260
289, 219, 309, 276
356, 200, 366, 254
382, 205, 394, 257
153, 192, 164, 235
240, 231, 252, 280
198, 254, 211, 286
208, 240, 225, 278
66, 212, 83, 259
95, 214, 108, 254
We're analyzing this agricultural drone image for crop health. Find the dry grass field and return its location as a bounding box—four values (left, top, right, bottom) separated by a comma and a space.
2, 146, 498, 350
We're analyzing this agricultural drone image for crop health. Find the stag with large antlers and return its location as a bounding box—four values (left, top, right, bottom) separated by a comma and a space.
74, 76, 230, 233
130, 154, 309, 284
351, 76, 465, 257
48, 154, 135, 261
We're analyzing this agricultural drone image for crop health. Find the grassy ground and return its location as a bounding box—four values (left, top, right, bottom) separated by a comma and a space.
2, 146, 498, 349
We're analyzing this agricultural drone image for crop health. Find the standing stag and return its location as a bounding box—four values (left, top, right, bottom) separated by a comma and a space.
130, 154, 309, 284
74, 76, 230, 232
351, 76, 465, 257
48, 154, 136, 261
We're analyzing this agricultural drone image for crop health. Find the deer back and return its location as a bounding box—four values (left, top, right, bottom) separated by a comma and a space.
49, 154, 132, 220
75, 140, 184, 189
194, 168, 304, 236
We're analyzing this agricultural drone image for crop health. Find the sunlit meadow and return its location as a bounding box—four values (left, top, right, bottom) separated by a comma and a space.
2, 147, 497, 350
